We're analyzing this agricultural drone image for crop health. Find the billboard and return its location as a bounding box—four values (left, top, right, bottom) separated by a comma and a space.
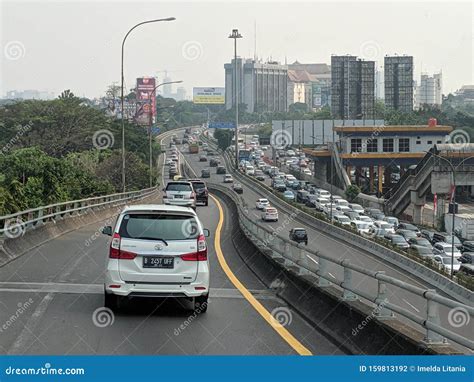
208, 122, 235, 129
136, 77, 156, 125
193, 87, 225, 104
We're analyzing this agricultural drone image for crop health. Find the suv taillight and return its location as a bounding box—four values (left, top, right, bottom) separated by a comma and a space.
190, 192, 196, 199
181, 234, 207, 261
109, 233, 137, 260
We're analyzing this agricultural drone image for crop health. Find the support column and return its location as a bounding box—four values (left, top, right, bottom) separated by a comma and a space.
355, 167, 360, 186
369, 165, 375, 193
378, 166, 383, 195
384, 166, 392, 189
411, 191, 426, 225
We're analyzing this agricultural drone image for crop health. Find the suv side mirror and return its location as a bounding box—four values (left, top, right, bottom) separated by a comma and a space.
102, 226, 112, 236
203, 228, 210, 237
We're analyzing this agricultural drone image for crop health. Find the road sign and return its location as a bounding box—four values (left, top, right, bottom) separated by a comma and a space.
209, 122, 235, 129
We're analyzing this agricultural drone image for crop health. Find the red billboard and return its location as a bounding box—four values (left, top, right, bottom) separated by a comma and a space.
136, 77, 156, 125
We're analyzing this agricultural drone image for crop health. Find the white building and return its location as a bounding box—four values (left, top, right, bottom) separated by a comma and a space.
415, 72, 442, 109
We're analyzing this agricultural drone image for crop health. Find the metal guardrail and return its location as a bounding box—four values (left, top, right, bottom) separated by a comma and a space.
0, 128, 180, 239
206, 181, 474, 351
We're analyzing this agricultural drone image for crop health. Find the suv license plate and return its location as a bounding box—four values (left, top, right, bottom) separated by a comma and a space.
143, 256, 174, 268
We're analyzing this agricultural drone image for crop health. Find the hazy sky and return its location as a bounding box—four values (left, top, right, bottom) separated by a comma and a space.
1, 1, 472, 99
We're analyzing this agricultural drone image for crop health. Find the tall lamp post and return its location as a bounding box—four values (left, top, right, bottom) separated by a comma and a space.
146, 80, 183, 187
120, 17, 176, 192
428, 150, 474, 279
228, 29, 242, 169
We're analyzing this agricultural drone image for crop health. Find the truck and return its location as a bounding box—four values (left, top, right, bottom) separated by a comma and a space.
189, 142, 199, 154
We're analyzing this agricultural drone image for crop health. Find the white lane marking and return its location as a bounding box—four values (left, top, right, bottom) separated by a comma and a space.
328, 272, 336, 279
402, 298, 420, 313
306, 256, 319, 265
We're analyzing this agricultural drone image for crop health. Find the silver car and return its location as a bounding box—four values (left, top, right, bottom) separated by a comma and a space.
163, 181, 196, 209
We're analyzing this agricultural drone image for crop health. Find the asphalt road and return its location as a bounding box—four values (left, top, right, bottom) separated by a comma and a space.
0, 136, 344, 355
180, 136, 473, 352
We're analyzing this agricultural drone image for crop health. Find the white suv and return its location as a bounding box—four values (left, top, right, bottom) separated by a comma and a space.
163, 181, 196, 209
103, 205, 210, 312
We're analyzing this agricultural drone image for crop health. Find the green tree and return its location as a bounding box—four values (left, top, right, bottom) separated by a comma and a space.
214, 129, 233, 151
345, 184, 361, 202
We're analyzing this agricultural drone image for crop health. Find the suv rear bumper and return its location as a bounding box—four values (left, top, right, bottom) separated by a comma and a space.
105, 266, 209, 298
163, 198, 196, 207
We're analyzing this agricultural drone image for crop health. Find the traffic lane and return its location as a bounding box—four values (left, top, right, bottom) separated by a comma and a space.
186, 149, 473, 347
179, 150, 347, 354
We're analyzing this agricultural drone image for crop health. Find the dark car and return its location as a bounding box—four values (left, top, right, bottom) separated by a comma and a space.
296, 190, 310, 204
432, 232, 462, 249
461, 241, 474, 253
458, 264, 474, 277
188, 179, 208, 206
459, 252, 474, 264
398, 223, 421, 235
169, 167, 179, 177
421, 229, 436, 243
274, 183, 286, 192
390, 234, 410, 250
199, 155, 207, 162
289, 228, 308, 245
210, 158, 219, 167
396, 229, 418, 241
207, 150, 215, 156
216, 166, 226, 174
201, 168, 210, 178
233, 183, 243, 194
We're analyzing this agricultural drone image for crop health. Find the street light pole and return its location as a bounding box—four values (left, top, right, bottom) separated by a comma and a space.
120, 17, 176, 192
229, 29, 242, 169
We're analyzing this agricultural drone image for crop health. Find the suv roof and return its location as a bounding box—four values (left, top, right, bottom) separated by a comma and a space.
121, 204, 196, 214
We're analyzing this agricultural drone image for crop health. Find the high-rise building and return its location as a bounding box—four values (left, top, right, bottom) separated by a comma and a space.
415, 72, 442, 109
225, 58, 288, 113
331, 55, 375, 119
384, 56, 414, 112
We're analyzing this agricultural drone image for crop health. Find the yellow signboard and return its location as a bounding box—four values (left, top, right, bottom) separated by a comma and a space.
193, 87, 225, 104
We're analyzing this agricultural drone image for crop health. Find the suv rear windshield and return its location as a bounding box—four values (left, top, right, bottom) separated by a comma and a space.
119, 214, 199, 240
166, 183, 192, 191
191, 182, 206, 190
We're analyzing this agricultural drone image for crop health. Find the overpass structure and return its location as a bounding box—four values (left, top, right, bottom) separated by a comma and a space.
384, 144, 474, 223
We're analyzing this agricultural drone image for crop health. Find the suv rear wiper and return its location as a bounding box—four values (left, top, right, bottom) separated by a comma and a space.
137, 237, 169, 246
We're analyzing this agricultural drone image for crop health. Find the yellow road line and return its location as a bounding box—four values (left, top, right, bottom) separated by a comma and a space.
209, 194, 312, 356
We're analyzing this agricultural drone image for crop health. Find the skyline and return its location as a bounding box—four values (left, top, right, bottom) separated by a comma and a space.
1, 1, 472, 98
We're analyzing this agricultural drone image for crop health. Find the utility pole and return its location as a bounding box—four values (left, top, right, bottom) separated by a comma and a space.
229, 29, 243, 169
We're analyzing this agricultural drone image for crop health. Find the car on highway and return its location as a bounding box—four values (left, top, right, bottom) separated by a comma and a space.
407, 237, 433, 250
232, 183, 243, 194
163, 181, 196, 209
209, 158, 219, 167
289, 228, 308, 245
303, 168, 312, 176
335, 205, 351, 215
201, 169, 210, 178
165, 158, 173, 166
188, 179, 208, 206
245, 165, 255, 175
262, 206, 279, 222
458, 264, 474, 278
461, 241, 474, 253
374, 221, 395, 235
351, 220, 372, 235
169, 167, 179, 178
389, 234, 410, 250
348, 203, 364, 214
432, 242, 462, 258
409, 245, 434, 259
396, 229, 418, 241
397, 222, 421, 236
332, 215, 351, 226
296, 190, 310, 204
283, 190, 295, 202
384, 216, 400, 229
102, 205, 210, 312
216, 166, 226, 174
432, 232, 462, 249
255, 198, 270, 210
199, 155, 207, 162
314, 197, 330, 212
459, 252, 474, 264
420, 229, 436, 242
223, 174, 233, 183
344, 211, 361, 222
433, 255, 461, 274
273, 182, 287, 192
